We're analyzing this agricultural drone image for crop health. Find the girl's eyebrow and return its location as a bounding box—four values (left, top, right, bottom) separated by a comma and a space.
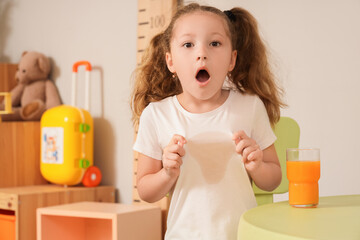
177, 32, 225, 39
177, 33, 195, 38
210, 31, 227, 37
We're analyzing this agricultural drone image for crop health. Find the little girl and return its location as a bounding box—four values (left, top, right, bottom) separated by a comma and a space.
131, 3, 284, 239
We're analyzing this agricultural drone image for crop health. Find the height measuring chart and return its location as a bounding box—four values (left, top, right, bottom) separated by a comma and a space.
133, 0, 180, 235
135, 0, 179, 65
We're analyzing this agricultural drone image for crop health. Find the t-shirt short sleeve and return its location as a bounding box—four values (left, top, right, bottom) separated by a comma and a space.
251, 97, 276, 150
133, 104, 163, 160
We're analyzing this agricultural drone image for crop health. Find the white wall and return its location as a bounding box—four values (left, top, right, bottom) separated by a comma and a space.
1, 0, 359, 203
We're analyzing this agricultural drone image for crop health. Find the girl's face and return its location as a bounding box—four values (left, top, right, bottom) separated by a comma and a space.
166, 11, 237, 106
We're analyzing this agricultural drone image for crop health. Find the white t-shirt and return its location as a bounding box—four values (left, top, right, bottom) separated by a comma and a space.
133, 90, 276, 240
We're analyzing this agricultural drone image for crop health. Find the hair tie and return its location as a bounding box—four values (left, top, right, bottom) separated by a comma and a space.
224, 10, 236, 22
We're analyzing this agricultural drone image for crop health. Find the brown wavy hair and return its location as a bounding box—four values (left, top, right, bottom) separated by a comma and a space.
131, 3, 285, 126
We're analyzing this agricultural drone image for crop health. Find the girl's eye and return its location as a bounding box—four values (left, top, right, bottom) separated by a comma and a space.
183, 42, 193, 48
210, 41, 221, 47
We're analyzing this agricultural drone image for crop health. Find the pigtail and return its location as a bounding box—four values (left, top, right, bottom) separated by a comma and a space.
229, 8, 286, 125
131, 32, 182, 126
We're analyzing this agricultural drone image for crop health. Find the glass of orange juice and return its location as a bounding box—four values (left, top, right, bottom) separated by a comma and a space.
286, 148, 320, 208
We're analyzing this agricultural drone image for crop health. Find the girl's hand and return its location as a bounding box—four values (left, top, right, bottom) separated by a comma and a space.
162, 134, 187, 178
232, 130, 263, 172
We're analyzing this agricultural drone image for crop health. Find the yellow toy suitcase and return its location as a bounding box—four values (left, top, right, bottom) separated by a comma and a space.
40, 61, 96, 186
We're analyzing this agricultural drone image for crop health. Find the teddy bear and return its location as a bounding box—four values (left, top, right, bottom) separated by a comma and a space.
0, 51, 62, 121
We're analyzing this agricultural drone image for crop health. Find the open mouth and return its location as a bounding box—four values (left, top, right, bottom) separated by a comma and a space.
196, 69, 210, 83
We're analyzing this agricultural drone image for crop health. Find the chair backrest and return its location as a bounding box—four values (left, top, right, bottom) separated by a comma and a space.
253, 117, 300, 205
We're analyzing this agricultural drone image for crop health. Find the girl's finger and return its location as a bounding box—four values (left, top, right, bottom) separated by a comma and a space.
242, 145, 258, 162
232, 130, 249, 144
164, 152, 181, 161
170, 134, 187, 146
247, 148, 262, 161
167, 143, 186, 157
163, 158, 182, 169
235, 138, 252, 154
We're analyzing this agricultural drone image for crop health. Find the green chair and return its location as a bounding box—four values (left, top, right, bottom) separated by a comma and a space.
253, 117, 300, 205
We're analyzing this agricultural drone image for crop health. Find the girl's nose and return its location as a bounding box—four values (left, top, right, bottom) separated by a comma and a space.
197, 45, 207, 61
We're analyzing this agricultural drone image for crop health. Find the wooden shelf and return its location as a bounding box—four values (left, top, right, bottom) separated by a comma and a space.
0, 185, 115, 240
0, 63, 17, 93
37, 201, 161, 240
0, 121, 48, 188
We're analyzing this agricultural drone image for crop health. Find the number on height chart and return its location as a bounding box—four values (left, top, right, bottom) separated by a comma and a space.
150, 15, 165, 29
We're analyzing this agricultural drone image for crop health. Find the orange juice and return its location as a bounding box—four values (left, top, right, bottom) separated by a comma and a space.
287, 160, 320, 207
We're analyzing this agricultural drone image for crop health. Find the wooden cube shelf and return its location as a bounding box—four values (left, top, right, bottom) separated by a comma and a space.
0, 63, 17, 92
37, 201, 161, 240
0, 121, 48, 188
0, 185, 115, 240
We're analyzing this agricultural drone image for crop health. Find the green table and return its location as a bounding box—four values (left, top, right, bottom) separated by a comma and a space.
238, 195, 360, 240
